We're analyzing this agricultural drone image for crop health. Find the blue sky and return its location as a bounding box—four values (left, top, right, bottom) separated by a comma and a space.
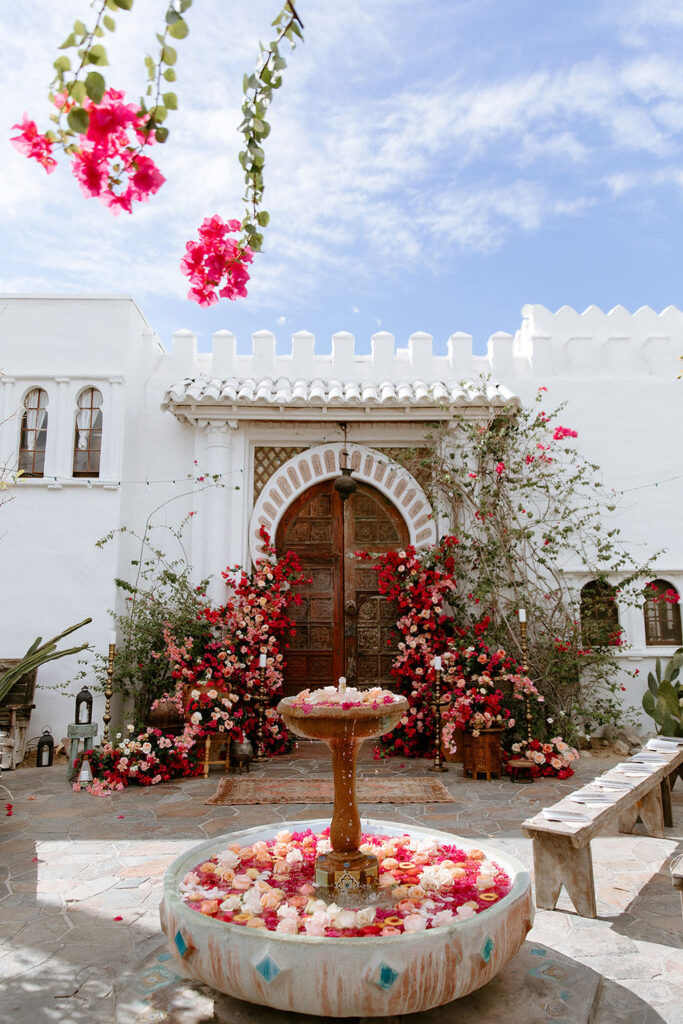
3, 0, 683, 355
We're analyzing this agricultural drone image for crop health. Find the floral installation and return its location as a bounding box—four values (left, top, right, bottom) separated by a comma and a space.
179, 828, 511, 937
71, 722, 202, 793
159, 527, 308, 758
355, 538, 473, 758
504, 736, 579, 779
183, 686, 240, 737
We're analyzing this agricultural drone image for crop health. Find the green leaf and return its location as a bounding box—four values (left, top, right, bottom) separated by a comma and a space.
85, 71, 106, 103
161, 45, 177, 65
73, 19, 87, 35
647, 672, 659, 696
162, 91, 178, 110
642, 689, 656, 717
155, 125, 169, 143
94, 25, 105, 37
67, 107, 90, 133
256, 210, 270, 227
53, 56, 71, 73
59, 33, 78, 49
162, 67, 177, 81
69, 80, 87, 103
165, 9, 181, 24
113, 0, 134, 9
656, 680, 680, 718
179, 0, 193, 10
168, 18, 188, 39
149, 104, 167, 122
103, 14, 116, 31
86, 44, 108, 66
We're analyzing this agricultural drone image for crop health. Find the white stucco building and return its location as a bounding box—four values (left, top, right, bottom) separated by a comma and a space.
1, 296, 682, 741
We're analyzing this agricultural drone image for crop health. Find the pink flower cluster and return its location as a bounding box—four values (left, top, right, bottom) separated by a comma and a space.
69, 89, 165, 214
180, 215, 253, 307
10, 115, 57, 173
11, 90, 165, 215
553, 426, 578, 441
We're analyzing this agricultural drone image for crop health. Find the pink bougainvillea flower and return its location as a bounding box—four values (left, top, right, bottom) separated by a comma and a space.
10, 114, 57, 174
181, 215, 253, 306
113, 915, 123, 921
495, 462, 505, 475
5, 803, 13, 816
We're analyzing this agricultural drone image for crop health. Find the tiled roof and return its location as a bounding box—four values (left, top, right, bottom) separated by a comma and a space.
162, 376, 518, 422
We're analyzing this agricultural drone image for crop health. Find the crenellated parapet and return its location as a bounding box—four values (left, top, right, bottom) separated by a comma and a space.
166, 303, 683, 388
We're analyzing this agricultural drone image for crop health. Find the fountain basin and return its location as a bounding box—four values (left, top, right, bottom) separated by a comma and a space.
159, 818, 533, 1018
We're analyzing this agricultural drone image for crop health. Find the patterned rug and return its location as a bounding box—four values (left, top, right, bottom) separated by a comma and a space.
206, 776, 453, 805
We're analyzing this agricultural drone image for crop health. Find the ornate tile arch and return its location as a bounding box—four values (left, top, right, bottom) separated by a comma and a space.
249, 443, 437, 564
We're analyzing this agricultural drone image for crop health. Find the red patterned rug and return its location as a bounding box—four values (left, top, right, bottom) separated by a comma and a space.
206, 776, 453, 805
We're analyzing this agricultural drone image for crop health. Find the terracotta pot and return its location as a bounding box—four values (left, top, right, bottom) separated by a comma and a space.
462, 727, 504, 780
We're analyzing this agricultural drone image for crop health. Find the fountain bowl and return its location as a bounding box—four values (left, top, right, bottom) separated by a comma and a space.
159, 818, 534, 1018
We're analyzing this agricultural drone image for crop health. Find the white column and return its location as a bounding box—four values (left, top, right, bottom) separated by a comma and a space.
202, 421, 236, 601
100, 377, 123, 484
0, 376, 17, 474
46, 376, 72, 484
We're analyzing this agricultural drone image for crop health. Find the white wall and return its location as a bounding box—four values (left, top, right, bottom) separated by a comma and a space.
2, 297, 681, 740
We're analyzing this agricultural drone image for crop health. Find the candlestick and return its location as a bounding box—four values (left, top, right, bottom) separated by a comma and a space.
433, 655, 442, 671
518, 608, 526, 623
251, 663, 268, 763
338, 676, 347, 697
103, 643, 115, 744
429, 664, 448, 774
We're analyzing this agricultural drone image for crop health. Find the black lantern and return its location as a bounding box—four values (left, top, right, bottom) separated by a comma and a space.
334, 447, 357, 502
36, 728, 54, 768
75, 686, 93, 725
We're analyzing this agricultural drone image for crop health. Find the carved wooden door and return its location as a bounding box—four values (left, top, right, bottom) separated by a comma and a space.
276, 480, 408, 697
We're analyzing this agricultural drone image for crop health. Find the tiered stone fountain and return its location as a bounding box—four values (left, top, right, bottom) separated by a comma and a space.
159, 685, 533, 1017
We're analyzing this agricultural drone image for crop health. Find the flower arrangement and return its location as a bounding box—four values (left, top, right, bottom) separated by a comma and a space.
161, 528, 308, 758
184, 686, 240, 738
179, 828, 512, 937
505, 736, 579, 779
71, 723, 203, 793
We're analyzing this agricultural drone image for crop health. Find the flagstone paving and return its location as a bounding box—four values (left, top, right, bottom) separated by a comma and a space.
0, 746, 681, 1024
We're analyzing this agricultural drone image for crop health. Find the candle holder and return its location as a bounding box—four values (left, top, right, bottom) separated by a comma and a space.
429, 665, 448, 773
251, 665, 268, 764
103, 643, 115, 744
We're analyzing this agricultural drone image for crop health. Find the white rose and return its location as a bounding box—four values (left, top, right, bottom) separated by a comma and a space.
219, 895, 242, 911
336, 910, 357, 930
355, 907, 376, 927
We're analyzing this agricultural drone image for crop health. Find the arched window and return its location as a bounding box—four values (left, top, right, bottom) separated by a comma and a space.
18, 388, 49, 478
73, 387, 103, 478
580, 580, 621, 646
643, 579, 682, 646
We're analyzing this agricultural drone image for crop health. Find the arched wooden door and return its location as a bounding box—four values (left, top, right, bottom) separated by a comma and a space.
276, 480, 409, 698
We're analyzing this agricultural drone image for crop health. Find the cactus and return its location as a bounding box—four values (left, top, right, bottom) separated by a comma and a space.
0, 618, 92, 704
642, 647, 683, 737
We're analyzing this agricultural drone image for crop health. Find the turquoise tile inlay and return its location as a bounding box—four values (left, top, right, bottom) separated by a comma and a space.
481, 937, 494, 963
255, 955, 281, 983
156, 953, 172, 963
374, 963, 400, 991
530, 948, 547, 956
174, 930, 187, 958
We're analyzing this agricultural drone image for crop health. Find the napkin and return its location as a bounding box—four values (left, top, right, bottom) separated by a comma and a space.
542, 807, 589, 823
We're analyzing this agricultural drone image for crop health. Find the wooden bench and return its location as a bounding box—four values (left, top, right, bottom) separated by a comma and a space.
522, 746, 683, 918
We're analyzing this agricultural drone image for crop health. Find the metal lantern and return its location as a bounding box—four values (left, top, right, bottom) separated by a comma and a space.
36, 728, 54, 768
333, 448, 357, 502
75, 686, 93, 725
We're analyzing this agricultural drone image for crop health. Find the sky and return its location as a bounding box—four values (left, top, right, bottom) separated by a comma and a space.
3, 0, 683, 355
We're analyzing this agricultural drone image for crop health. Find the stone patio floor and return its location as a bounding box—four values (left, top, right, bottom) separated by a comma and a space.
1, 745, 681, 1024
